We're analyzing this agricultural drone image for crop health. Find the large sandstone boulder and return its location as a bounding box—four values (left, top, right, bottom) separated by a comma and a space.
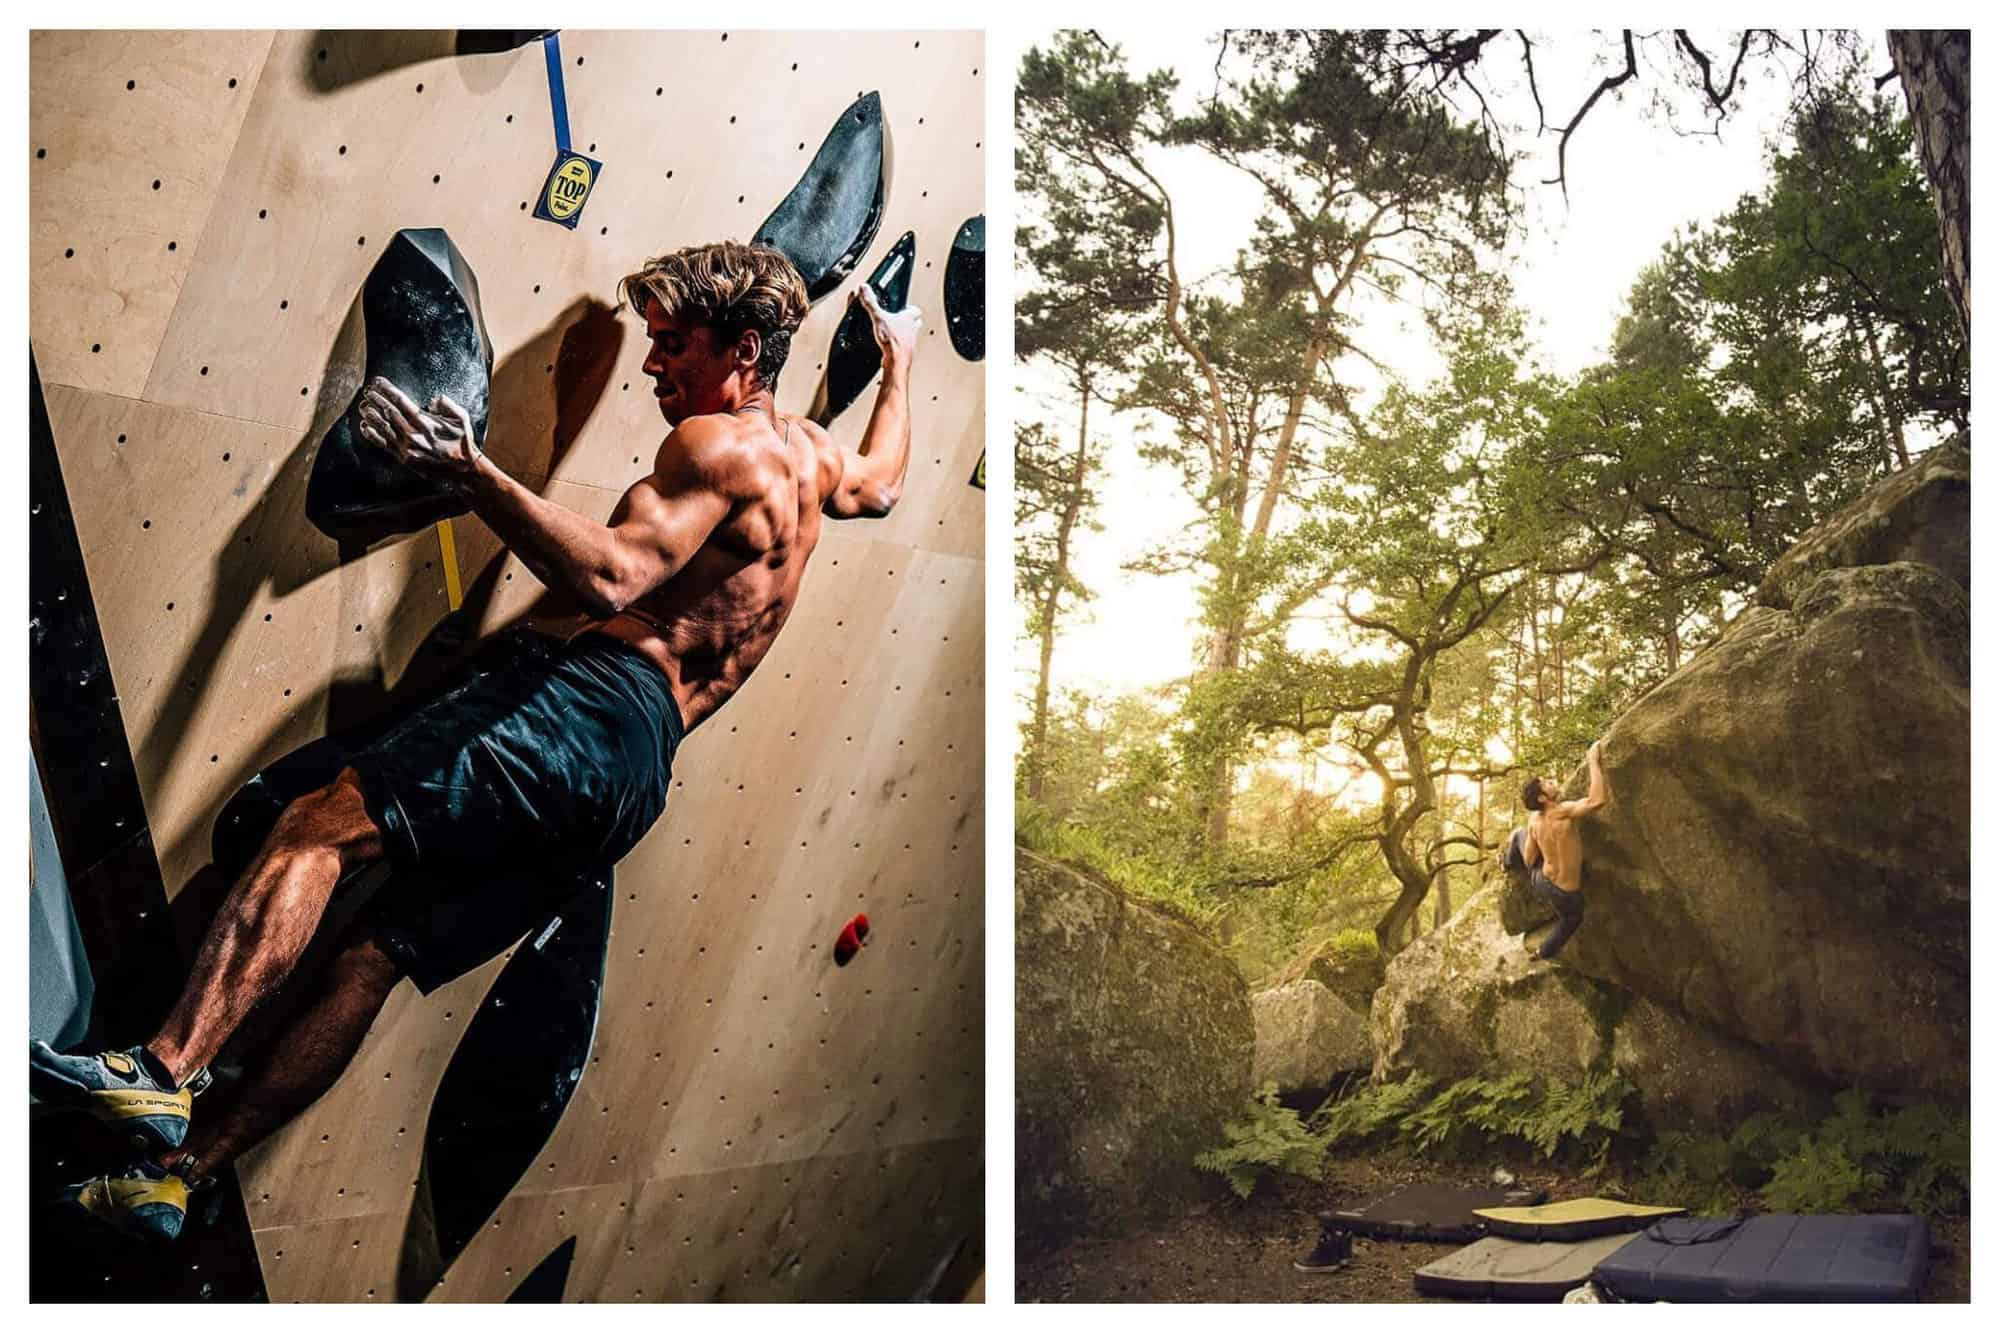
1503, 447, 1970, 1098
1756, 441, 1968, 610
1016, 849, 1254, 1253
1250, 980, 1372, 1091
1374, 889, 1814, 1127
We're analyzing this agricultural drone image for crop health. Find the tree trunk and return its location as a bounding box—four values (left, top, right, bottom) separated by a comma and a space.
1888, 30, 1970, 339
1856, 309, 1912, 470
1027, 380, 1095, 803
1477, 775, 1488, 885
1200, 616, 1244, 844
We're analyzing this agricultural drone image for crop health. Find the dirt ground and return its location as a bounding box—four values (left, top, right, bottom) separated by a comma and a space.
1017, 1152, 1970, 1303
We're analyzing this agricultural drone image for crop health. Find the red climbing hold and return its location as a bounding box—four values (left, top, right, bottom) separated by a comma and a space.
834, 914, 870, 966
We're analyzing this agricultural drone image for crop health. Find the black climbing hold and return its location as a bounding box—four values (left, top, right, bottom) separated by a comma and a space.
455, 30, 557, 57
506, 1235, 576, 1302
810, 231, 915, 425
305, 228, 493, 545
754, 91, 889, 302
403, 872, 611, 1295
944, 214, 984, 361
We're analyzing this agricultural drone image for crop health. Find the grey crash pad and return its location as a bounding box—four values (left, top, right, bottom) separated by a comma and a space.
1415, 1233, 1642, 1301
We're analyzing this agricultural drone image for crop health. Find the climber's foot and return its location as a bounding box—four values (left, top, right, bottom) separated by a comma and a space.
56, 1159, 190, 1245
29, 1040, 208, 1152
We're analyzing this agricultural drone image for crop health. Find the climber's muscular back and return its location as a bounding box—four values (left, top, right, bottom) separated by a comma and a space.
589, 409, 850, 731
1526, 807, 1583, 892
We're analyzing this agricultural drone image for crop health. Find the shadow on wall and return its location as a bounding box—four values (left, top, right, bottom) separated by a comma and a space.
296, 30, 526, 98
142, 286, 624, 900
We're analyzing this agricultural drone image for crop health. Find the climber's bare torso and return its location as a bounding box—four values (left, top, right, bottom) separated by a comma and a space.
590, 409, 851, 730
358, 283, 917, 740
1522, 742, 1610, 893
1524, 807, 1583, 893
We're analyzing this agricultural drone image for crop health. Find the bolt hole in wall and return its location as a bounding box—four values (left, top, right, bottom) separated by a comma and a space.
27, 27, 984, 1303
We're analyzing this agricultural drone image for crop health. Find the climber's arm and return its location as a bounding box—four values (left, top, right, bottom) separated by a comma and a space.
1573, 741, 1610, 815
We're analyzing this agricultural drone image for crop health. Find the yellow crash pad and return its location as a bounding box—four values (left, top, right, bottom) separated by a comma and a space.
1475, 1196, 1687, 1241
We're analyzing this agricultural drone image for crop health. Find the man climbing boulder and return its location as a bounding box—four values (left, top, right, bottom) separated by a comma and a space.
31, 241, 925, 1242
1512, 741, 1612, 961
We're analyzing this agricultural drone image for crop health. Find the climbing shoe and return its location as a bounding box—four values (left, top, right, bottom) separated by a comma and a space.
29, 1040, 209, 1152
57, 1160, 190, 1245
1294, 1222, 1354, 1273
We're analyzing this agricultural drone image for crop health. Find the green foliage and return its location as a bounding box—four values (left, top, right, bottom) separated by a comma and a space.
1200, 1077, 1969, 1221
1400, 1071, 1536, 1155
1015, 802, 1220, 930
1632, 1092, 1970, 1219
1323, 928, 1378, 966
1301, 1071, 1636, 1166
1635, 1130, 1748, 1217
1194, 1084, 1329, 1199
1311, 1073, 1436, 1147
1766, 1091, 1972, 1216
1761, 1136, 1866, 1213
1390, 1071, 1634, 1166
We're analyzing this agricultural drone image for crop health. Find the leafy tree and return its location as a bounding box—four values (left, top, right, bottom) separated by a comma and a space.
1015, 53, 1160, 801
1024, 31, 1518, 845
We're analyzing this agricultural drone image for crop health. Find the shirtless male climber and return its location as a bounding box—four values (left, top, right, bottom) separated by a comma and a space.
1516, 741, 1612, 960
31, 241, 923, 1241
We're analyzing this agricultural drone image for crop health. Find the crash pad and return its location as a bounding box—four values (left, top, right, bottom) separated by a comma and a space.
1415, 1233, 1641, 1301
1591, 1214, 1930, 1303
1322, 1181, 1547, 1243
1475, 1197, 1687, 1241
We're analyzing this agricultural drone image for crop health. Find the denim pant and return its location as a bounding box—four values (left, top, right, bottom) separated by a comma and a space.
1529, 869, 1585, 959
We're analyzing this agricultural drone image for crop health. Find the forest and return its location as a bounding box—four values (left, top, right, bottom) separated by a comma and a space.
1016, 28, 1964, 980
1014, 29, 1969, 1303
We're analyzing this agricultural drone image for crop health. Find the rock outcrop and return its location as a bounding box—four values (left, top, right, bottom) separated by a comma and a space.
1756, 442, 1968, 610
1502, 445, 1970, 1099
1373, 888, 1815, 1128
1250, 980, 1372, 1092
1016, 849, 1254, 1253
1297, 941, 1386, 1009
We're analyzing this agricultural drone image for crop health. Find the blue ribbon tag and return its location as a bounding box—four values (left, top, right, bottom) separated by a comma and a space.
532, 32, 600, 229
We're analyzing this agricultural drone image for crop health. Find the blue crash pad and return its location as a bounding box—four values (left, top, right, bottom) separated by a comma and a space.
1591, 1214, 1930, 1302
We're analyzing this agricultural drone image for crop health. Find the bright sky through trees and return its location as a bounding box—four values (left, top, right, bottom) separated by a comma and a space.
1015, 29, 1896, 703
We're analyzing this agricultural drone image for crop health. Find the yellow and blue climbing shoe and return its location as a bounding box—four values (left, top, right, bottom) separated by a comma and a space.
58, 1160, 190, 1244
29, 1040, 206, 1152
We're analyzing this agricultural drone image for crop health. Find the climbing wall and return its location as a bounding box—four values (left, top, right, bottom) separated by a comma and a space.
29, 29, 985, 1301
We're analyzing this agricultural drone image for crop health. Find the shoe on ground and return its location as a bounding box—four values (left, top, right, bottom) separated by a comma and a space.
57, 1159, 190, 1244
29, 1040, 207, 1152
1293, 1226, 1353, 1273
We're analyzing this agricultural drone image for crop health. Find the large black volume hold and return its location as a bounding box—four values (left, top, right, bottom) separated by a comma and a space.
754, 92, 889, 303
306, 228, 493, 545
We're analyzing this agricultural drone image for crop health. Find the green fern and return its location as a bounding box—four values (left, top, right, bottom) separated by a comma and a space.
1526, 1070, 1632, 1165
1313, 1073, 1436, 1147
1308, 1071, 1633, 1165
1194, 1084, 1330, 1199
1400, 1072, 1536, 1154
1761, 1136, 1865, 1213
